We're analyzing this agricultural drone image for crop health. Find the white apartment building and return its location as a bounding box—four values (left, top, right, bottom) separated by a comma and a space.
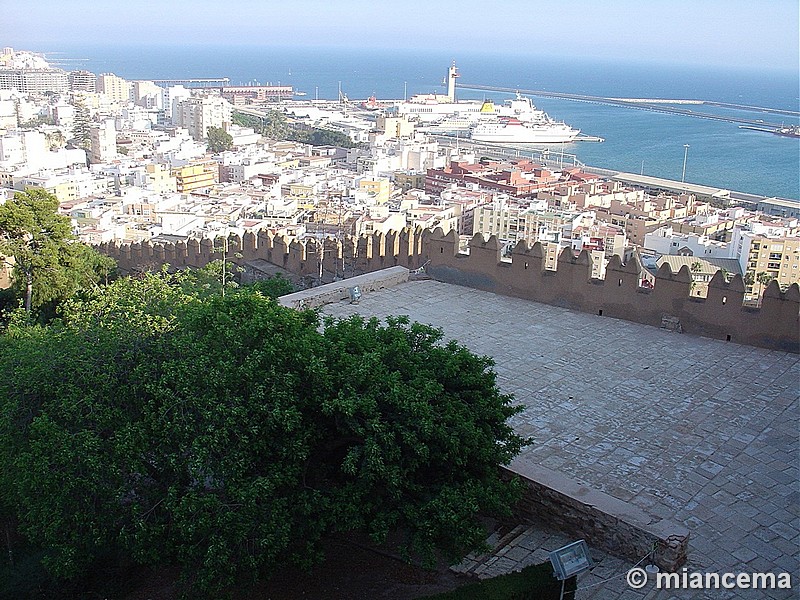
0, 130, 46, 166
89, 119, 117, 164
227, 124, 261, 147
473, 198, 567, 246
0, 69, 69, 94
14, 168, 112, 203
174, 95, 232, 141
51, 103, 74, 132
162, 85, 192, 123
0, 96, 16, 129
0, 130, 86, 172
133, 81, 162, 108
644, 226, 733, 259
153, 129, 208, 165
117, 105, 158, 131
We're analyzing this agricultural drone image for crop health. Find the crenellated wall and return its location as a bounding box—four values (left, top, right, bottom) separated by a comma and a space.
425, 228, 799, 352
98, 226, 799, 353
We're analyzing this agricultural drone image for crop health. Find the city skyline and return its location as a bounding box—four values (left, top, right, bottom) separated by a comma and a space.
2, 0, 798, 72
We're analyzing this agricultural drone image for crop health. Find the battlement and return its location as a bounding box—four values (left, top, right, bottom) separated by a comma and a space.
98, 226, 799, 352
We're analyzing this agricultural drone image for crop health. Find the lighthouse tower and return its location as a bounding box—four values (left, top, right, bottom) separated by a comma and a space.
446, 61, 459, 102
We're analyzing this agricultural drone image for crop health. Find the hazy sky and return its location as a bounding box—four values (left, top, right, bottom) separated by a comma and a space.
2, 0, 798, 71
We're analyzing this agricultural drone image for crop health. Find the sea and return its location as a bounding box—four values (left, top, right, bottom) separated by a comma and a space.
45, 44, 800, 200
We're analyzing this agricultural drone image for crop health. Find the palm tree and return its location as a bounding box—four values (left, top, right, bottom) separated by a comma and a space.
755, 271, 775, 303
690, 261, 702, 295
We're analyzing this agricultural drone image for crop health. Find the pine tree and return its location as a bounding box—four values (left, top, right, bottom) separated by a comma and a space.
71, 97, 91, 150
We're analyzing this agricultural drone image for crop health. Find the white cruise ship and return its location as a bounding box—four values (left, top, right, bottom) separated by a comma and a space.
471, 94, 580, 144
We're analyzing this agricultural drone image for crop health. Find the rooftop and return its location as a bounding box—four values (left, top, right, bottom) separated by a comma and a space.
321, 279, 799, 599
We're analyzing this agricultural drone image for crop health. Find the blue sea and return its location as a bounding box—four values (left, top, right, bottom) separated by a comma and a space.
47, 44, 800, 200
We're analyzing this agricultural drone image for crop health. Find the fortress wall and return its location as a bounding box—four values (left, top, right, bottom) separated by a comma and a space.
98, 226, 799, 352
422, 227, 798, 352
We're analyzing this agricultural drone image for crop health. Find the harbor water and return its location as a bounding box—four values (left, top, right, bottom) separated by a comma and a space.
46, 44, 800, 200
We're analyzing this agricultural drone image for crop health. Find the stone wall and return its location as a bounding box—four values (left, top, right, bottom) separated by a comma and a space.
504, 462, 689, 572
98, 226, 799, 353
278, 267, 409, 310
425, 228, 799, 353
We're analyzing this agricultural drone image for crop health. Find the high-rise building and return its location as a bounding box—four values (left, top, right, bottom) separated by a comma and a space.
0, 69, 69, 93
89, 119, 117, 164
69, 70, 96, 93
733, 224, 800, 299
161, 85, 192, 124
173, 95, 231, 141
96, 73, 131, 102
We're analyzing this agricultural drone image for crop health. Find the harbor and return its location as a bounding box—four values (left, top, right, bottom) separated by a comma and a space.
455, 83, 800, 130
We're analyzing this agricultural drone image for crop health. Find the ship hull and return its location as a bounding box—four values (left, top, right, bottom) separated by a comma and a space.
471, 126, 580, 144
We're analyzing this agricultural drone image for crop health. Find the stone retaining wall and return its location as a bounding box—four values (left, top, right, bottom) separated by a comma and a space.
504, 461, 689, 572
279, 266, 409, 310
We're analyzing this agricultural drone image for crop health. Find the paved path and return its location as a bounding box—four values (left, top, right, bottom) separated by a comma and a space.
322, 280, 799, 599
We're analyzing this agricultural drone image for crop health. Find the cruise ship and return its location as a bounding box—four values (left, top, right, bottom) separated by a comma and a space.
471, 94, 580, 144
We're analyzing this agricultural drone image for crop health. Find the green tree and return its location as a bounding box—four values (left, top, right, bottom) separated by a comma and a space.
261, 110, 291, 140
246, 273, 295, 298
231, 110, 358, 148
0, 275, 526, 597
232, 109, 290, 140
755, 271, 775, 302
0, 189, 116, 314
19, 115, 55, 130
206, 126, 233, 153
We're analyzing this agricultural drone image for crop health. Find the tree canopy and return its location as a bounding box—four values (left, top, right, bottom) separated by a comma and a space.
0, 188, 116, 315
206, 126, 233, 153
232, 109, 359, 148
0, 272, 526, 597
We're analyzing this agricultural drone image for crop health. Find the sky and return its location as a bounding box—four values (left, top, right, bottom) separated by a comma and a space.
2, 0, 798, 71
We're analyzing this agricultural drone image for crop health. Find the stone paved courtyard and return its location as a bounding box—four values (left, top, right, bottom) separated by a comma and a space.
321, 279, 799, 599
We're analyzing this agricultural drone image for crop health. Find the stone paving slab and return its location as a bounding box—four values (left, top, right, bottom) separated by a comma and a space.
321, 280, 800, 599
